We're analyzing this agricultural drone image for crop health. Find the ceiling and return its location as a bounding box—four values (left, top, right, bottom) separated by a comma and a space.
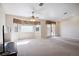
1, 3, 79, 21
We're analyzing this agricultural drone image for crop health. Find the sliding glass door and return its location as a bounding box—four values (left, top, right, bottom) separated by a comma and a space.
47, 24, 55, 37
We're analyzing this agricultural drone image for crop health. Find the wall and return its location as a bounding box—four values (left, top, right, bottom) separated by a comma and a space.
60, 16, 79, 39
5, 14, 41, 41
55, 22, 60, 37
0, 4, 5, 44
40, 20, 47, 39
11, 32, 35, 42
5, 33, 11, 42
6, 14, 60, 40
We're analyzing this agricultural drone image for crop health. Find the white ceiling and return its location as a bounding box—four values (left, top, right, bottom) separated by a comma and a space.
1, 3, 79, 21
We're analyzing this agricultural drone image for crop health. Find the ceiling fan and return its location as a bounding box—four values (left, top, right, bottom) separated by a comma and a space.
39, 3, 44, 6
29, 3, 44, 21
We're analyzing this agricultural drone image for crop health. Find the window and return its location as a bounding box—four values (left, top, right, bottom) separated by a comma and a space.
35, 25, 40, 32
13, 23, 41, 32
21, 25, 34, 32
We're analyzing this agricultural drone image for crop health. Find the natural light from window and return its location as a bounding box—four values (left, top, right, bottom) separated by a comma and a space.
21, 25, 34, 32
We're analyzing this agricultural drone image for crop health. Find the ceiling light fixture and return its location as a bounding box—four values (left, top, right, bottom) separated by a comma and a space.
64, 12, 68, 15
30, 9, 36, 22
39, 3, 44, 6
30, 3, 44, 22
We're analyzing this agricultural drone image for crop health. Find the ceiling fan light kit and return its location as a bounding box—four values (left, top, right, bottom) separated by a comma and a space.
30, 3, 44, 21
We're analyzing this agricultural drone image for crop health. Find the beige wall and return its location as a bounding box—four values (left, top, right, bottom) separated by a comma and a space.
11, 32, 35, 41
55, 22, 60, 37
6, 14, 61, 41
40, 20, 47, 39
0, 4, 5, 44
5, 33, 11, 42
5, 14, 41, 41
60, 16, 79, 39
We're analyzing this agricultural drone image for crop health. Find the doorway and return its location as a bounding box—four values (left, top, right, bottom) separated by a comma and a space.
47, 23, 56, 37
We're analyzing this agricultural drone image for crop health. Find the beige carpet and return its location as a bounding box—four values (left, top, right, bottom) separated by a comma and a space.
16, 37, 79, 56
